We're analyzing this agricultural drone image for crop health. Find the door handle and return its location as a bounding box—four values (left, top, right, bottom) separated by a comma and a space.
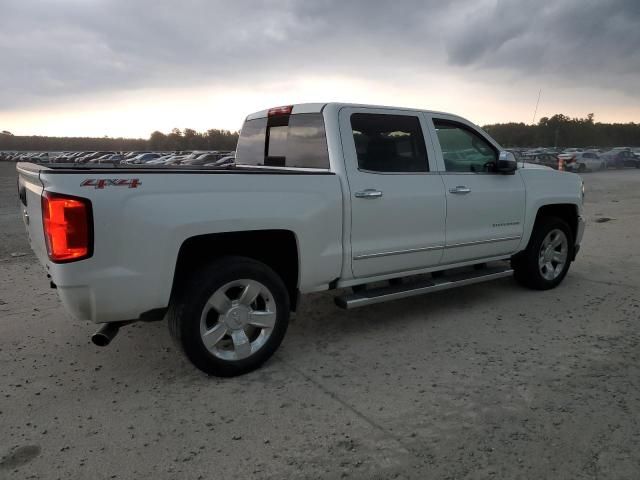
355, 189, 383, 199
449, 186, 471, 194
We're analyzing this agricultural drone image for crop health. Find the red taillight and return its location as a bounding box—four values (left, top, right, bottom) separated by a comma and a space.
268, 105, 293, 116
42, 191, 92, 262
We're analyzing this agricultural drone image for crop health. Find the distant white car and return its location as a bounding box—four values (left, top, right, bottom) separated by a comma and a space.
559, 151, 604, 172
204, 155, 235, 167
563, 148, 583, 154
145, 155, 174, 165
124, 153, 161, 164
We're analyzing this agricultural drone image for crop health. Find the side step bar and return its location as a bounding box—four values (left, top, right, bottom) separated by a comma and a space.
335, 266, 513, 309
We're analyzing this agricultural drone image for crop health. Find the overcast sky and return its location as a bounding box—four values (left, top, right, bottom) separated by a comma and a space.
1, 0, 639, 137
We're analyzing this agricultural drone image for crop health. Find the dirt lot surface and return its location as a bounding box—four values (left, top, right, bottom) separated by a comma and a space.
1, 162, 639, 479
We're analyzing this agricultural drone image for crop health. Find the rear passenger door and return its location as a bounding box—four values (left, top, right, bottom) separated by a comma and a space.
339, 107, 446, 278
426, 115, 526, 265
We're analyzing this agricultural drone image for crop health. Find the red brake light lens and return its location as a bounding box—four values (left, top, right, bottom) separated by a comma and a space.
42, 191, 92, 262
267, 105, 293, 117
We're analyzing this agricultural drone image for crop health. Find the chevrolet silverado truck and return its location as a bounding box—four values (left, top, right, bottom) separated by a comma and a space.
17, 103, 585, 377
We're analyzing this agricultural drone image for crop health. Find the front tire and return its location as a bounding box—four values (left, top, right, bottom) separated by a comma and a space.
512, 217, 574, 290
168, 256, 290, 377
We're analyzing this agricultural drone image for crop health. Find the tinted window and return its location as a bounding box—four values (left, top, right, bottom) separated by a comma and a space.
350, 114, 428, 172
236, 117, 267, 164
235, 113, 329, 169
434, 120, 498, 173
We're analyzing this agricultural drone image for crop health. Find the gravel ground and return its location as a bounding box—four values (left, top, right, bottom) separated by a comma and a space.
1, 162, 639, 479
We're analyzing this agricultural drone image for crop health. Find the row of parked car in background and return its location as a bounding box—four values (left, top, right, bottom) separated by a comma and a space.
0, 150, 236, 167
2, 147, 639, 172
508, 147, 640, 172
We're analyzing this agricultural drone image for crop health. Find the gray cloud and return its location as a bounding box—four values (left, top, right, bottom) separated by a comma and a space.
1, 0, 639, 110
446, 0, 640, 90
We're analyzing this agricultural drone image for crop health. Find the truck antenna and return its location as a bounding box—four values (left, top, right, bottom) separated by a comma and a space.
532, 89, 542, 125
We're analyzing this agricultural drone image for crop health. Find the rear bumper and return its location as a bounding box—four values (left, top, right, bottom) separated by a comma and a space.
56, 282, 168, 324
48, 262, 171, 323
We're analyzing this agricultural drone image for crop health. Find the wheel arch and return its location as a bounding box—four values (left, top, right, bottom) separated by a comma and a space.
518, 203, 579, 255
534, 204, 579, 242
170, 230, 300, 311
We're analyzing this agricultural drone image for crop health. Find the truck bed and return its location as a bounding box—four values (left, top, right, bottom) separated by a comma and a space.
17, 161, 344, 323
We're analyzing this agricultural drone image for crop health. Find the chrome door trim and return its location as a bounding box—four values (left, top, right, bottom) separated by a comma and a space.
445, 235, 521, 249
353, 245, 445, 261
356, 168, 441, 176
353, 236, 521, 261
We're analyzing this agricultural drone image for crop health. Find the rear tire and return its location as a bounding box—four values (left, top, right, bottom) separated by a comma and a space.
168, 256, 290, 377
512, 217, 574, 290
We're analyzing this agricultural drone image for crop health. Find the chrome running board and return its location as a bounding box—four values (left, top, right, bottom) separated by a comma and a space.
335, 265, 513, 310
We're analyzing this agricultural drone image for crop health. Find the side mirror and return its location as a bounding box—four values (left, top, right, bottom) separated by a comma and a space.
496, 151, 517, 174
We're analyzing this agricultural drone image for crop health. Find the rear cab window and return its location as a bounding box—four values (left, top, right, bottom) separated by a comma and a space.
236, 112, 330, 169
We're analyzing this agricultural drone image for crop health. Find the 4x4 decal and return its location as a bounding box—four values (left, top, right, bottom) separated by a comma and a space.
81, 179, 141, 189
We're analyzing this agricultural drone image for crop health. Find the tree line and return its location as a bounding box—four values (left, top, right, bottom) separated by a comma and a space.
483, 114, 640, 148
0, 132, 148, 152
2, 114, 639, 151
148, 128, 238, 151
0, 128, 239, 152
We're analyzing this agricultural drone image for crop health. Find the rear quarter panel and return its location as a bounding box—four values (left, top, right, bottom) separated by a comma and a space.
39, 170, 343, 322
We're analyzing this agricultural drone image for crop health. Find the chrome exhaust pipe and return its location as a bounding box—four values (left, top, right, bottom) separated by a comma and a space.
91, 323, 122, 347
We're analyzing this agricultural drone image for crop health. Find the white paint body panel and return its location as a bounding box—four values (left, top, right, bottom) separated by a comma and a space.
16, 102, 584, 324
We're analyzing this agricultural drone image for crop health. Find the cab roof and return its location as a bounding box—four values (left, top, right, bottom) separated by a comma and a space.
245, 102, 457, 121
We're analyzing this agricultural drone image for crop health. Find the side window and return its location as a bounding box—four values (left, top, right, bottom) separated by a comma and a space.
433, 120, 498, 173
350, 113, 428, 173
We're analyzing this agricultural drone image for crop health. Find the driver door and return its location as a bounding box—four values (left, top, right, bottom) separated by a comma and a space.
427, 115, 526, 264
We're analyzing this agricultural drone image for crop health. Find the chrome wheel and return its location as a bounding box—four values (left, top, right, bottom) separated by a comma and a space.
199, 279, 276, 361
538, 229, 568, 281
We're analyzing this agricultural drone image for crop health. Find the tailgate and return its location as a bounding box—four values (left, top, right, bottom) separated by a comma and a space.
16, 163, 48, 265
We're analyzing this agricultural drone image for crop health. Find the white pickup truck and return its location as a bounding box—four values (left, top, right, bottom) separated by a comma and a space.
17, 103, 585, 376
